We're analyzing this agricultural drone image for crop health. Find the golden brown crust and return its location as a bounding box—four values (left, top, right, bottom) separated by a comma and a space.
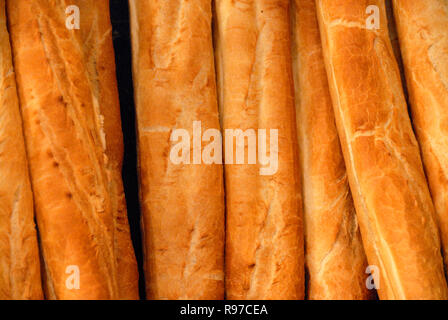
385, 0, 406, 92
316, 0, 448, 299
76, 0, 139, 299
392, 0, 448, 275
0, 0, 43, 300
7, 0, 138, 299
129, 0, 225, 300
291, 0, 370, 300
214, 0, 304, 300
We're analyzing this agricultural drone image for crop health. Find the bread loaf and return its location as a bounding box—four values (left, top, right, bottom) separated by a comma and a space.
392, 0, 448, 274
316, 0, 448, 299
129, 0, 225, 299
7, 0, 139, 299
0, 0, 42, 300
214, 0, 304, 299
385, 0, 406, 93
291, 0, 370, 300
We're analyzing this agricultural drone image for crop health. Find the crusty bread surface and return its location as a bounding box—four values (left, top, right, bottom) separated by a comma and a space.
129, 0, 225, 300
316, 0, 448, 300
0, 0, 42, 300
214, 0, 304, 300
7, 0, 139, 300
392, 0, 448, 274
292, 0, 371, 300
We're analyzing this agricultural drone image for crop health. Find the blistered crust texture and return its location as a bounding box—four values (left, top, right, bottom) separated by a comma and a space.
0, 0, 42, 300
129, 0, 225, 300
292, 0, 370, 300
392, 0, 448, 274
7, 0, 138, 300
214, 0, 304, 300
316, 0, 448, 299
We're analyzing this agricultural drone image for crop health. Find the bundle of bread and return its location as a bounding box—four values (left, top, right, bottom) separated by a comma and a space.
0, 0, 42, 300
392, 0, 448, 275
129, 0, 225, 299
316, 0, 448, 299
291, 0, 371, 300
7, 0, 138, 299
214, 0, 304, 299
1, 0, 446, 301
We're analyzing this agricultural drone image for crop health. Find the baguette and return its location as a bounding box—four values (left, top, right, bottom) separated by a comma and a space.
129, 0, 225, 299
392, 0, 448, 273
7, 0, 139, 299
0, 0, 42, 300
291, 0, 370, 300
214, 0, 304, 299
316, 0, 448, 299
385, 0, 406, 91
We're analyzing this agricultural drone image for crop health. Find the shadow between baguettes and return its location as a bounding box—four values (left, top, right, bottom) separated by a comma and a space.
110, 0, 146, 300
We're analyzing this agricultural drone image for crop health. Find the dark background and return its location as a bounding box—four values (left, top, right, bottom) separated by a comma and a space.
110, 0, 145, 299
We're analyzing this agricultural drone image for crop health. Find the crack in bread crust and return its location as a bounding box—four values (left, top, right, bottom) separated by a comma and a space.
7, 0, 138, 300
317, 0, 448, 300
